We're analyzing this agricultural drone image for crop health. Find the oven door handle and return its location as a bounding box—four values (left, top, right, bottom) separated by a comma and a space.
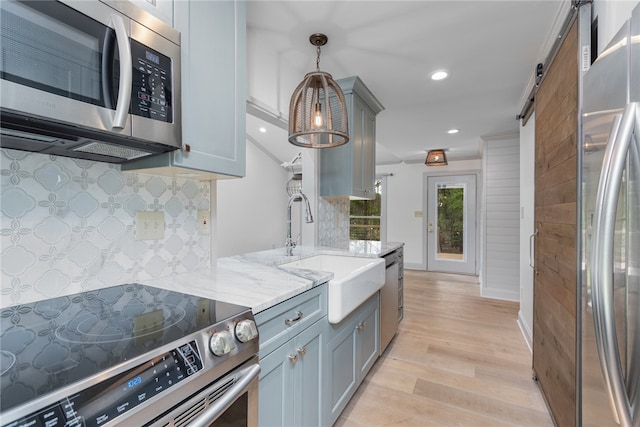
186, 363, 261, 427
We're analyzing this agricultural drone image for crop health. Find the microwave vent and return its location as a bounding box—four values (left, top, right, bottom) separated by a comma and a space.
72, 142, 151, 161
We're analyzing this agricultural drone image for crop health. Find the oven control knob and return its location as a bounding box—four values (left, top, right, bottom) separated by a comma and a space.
209, 330, 236, 356
235, 319, 258, 343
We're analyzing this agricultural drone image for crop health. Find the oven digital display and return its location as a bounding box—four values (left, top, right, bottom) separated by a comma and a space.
2, 341, 203, 427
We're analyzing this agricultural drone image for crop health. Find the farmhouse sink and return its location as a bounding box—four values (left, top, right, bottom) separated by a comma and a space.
280, 254, 385, 324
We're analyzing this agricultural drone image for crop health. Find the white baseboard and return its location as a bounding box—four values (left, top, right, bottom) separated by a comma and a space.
480, 287, 519, 301
517, 311, 533, 353
404, 262, 425, 270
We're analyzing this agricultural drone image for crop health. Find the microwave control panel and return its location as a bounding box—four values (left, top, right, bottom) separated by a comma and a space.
130, 39, 173, 123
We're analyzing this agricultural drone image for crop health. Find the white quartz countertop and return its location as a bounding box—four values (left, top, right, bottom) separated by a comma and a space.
139, 242, 403, 314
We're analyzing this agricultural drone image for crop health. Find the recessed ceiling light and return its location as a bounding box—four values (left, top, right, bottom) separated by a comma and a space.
259, 127, 267, 133
447, 129, 459, 134
430, 70, 448, 81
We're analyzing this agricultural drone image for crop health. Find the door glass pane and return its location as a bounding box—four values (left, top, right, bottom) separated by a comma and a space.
436, 184, 464, 261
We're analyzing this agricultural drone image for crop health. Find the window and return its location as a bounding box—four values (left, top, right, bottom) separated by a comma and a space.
349, 179, 382, 241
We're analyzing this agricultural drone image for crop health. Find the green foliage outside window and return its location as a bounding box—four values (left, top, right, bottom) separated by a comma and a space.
437, 187, 464, 254
349, 181, 382, 241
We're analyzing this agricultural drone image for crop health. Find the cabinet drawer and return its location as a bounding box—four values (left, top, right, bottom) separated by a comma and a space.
255, 284, 327, 357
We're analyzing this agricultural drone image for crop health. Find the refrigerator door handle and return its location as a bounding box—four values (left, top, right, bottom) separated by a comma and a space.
592, 102, 638, 427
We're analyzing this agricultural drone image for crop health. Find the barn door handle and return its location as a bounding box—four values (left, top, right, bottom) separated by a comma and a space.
529, 229, 538, 269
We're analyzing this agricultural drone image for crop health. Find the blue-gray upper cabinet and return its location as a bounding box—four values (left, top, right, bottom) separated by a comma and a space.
123, 0, 246, 179
320, 76, 384, 199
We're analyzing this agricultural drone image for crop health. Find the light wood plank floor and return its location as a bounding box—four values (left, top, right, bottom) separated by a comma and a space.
334, 270, 553, 427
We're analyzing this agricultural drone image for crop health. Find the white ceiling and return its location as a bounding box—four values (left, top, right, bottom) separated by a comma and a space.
245, 0, 567, 165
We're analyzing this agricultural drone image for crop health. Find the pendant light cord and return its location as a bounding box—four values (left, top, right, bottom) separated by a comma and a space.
316, 45, 321, 71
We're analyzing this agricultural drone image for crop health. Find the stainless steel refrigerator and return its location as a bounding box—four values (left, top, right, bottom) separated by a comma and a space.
581, 3, 640, 426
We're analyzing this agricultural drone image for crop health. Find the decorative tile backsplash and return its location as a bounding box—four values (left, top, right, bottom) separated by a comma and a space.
318, 196, 350, 248
0, 149, 211, 308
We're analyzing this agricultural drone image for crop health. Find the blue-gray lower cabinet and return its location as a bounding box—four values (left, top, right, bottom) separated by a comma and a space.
255, 284, 327, 427
258, 318, 325, 427
326, 292, 380, 425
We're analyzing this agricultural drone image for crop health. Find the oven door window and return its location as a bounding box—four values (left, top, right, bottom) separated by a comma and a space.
0, 0, 118, 108
210, 393, 248, 427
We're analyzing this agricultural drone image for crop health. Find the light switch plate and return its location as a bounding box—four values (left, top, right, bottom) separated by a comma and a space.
136, 211, 165, 240
414, 211, 423, 217
197, 210, 210, 235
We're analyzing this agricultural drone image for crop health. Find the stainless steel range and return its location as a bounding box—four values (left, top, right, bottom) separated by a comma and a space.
0, 283, 260, 427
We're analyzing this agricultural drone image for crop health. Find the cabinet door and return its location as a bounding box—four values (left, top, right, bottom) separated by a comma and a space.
326, 320, 357, 424
294, 320, 325, 427
258, 342, 295, 427
361, 106, 376, 196
124, 0, 246, 178
176, 0, 245, 177
351, 95, 366, 196
357, 300, 379, 378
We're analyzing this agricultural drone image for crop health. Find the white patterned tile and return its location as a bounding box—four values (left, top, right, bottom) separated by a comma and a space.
145, 255, 167, 277
68, 192, 99, 218
182, 181, 200, 199
34, 163, 70, 192
34, 270, 71, 299
97, 216, 125, 240
97, 169, 125, 195
1, 187, 36, 218
2, 246, 36, 276
165, 196, 183, 218
1, 149, 211, 307
145, 176, 166, 198
68, 241, 100, 268
34, 217, 70, 245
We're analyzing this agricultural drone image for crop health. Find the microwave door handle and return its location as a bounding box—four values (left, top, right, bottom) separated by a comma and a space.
592, 102, 638, 427
109, 15, 132, 130
101, 28, 116, 110
186, 363, 260, 427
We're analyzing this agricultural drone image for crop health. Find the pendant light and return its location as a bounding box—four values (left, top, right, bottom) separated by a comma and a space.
425, 149, 448, 166
288, 33, 349, 148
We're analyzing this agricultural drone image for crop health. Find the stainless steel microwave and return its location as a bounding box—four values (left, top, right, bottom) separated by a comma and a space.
0, 0, 181, 163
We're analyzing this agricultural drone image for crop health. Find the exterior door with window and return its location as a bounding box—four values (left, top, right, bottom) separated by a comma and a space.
426, 175, 477, 274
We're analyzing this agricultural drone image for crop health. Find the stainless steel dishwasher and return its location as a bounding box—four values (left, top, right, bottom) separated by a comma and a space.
380, 247, 403, 354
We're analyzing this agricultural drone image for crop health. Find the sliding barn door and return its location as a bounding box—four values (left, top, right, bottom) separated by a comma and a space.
532, 20, 578, 427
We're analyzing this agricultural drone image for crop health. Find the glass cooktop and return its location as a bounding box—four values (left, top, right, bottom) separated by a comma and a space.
0, 283, 249, 413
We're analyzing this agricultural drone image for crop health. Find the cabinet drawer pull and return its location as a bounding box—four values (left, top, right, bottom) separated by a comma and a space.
297, 346, 307, 357
285, 311, 303, 325
355, 322, 365, 332
288, 354, 298, 365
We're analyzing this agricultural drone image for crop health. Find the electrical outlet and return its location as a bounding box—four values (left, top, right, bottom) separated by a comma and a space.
136, 211, 165, 240
198, 210, 210, 235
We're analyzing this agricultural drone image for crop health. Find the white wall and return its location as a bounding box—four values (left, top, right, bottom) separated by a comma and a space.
482, 138, 521, 301
216, 139, 289, 257
377, 159, 482, 269
518, 114, 536, 350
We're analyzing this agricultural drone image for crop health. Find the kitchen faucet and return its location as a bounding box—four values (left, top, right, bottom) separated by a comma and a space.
286, 192, 313, 256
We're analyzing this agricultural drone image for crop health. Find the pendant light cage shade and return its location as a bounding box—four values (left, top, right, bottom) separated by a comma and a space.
425, 149, 448, 166
289, 71, 349, 148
